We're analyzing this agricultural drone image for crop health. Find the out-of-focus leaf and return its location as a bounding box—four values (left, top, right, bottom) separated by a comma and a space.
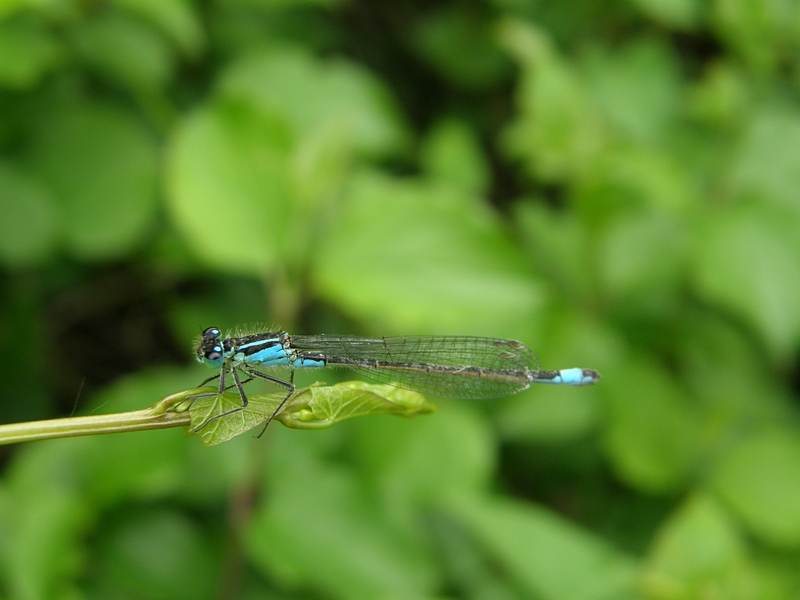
174, 432, 258, 507
497, 386, 598, 443
0, 0, 26, 19
586, 38, 682, 145
678, 310, 796, 437
0, 18, 61, 89
71, 10, 176, 92
712, 0, 792, 73
713, 428, 800, 546
313, 170, 545, 336
189, 382, 436, 446
420, 118, 490, 195
450, 494, 638, 600
289, 113, 353, 211
575, 145, 697, 221
410, 5, 512, 90
498, 18, 604, 182
490, 0, 631, 48
166, 99, 293, 274
4, 438, 94, 599
111, 0, 205, 57
599, 212, 688, 300
687, 61, 749, 128
24, 103, 159, 258
246, 457, 438, 598
3, 487, 88, 600
0, 483, 7, 563
628, 0, 699, 28
600, 356, 698, 492
219, 46, 409, 158
514, 200, 594, 302
92, 509, 218, 600
350, 401, 494, 512
427, 509, 523, 600
642, 494, 762, 599
235, 0, 340, 7
732, 106, 800, 214
0, 161, 58, 265
694, 203, 800, 358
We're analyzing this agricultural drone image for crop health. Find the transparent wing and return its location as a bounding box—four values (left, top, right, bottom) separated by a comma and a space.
289, 335, 538, 399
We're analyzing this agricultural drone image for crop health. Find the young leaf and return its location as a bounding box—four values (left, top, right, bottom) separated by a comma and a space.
187, 382, 435, 446
278, 382, 436, 429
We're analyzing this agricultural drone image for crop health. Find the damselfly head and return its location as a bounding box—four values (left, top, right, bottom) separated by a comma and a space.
195, 326, 225, 368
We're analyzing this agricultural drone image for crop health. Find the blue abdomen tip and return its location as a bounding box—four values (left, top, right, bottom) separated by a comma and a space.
560, 368, 600, 385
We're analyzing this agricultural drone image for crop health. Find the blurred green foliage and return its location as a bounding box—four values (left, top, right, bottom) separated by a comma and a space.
1, 0, 800, 598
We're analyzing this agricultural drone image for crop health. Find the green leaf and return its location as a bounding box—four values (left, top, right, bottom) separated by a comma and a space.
188, 389, 285, 446
586, 38, 682, 145
351, 401, 495, 507
219, 46, 409, 158
643, 494, 762, 599
713, 428, 800, 546
92, 509, 218, 600
0, 0, 27, 20
599, 212, 688, 300
712, 0, 789, 73
166, 98, 293, 274
600, 356, 698, 492
289, 113, 354, 211
3, 487, 88, 600
575, 145, 697, 219
188, 382, 436, 446
514, 200, 594, 302
110, 0, 205, 57
0, 160, 58, 265
24, 103, 159, 258
628, 0, 699, 28
0, 17, 61, 89
3, 435, 102, 599
410, 5, 512, 90
731, 106, 800, 214
313, 170, 545, 336
677, 310, 796, 439
281, 382, 436, 428
246, 457, 439, 599
686, 61, 749, 128
496, 387, 598, 443
498, 18, 604, 182
420, 118, 490, 194
0, 482, 7, 562
236, 0, 340, 8
70, 10, 176, 92
450, 494, 638, 600
694, 203, 800, 358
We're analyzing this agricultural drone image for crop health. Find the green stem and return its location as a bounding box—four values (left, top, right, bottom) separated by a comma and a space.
0, 388, 201, 446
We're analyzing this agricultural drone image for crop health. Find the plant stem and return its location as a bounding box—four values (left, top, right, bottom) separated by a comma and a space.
0, 389, 201, 446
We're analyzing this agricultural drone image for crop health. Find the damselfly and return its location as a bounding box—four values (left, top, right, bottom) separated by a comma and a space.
193, 327, 600, 429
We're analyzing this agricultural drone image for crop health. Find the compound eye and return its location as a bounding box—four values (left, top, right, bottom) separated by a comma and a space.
205, 346, 223, 362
